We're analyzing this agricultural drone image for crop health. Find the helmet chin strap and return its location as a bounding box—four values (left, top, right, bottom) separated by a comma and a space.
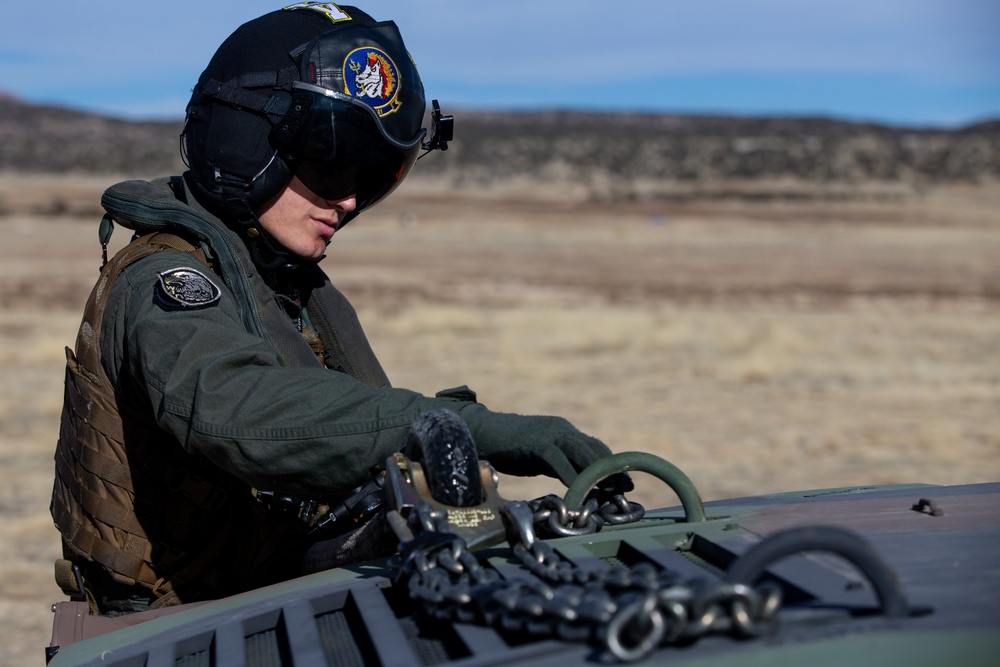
246, 225, 307, 275
219, 182, 306, 275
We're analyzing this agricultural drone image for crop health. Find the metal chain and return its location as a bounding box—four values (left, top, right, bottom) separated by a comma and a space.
390, 497, 782, 663
527, 492, 646, 538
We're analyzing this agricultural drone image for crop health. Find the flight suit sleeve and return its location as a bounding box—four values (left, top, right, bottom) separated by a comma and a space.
103, 251, 619, 497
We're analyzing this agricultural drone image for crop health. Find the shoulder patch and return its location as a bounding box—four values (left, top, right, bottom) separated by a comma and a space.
283, 2, 352, 23
156, 267, 221, 308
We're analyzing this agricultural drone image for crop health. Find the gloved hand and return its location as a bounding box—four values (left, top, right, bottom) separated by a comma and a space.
456, 404, 633, 492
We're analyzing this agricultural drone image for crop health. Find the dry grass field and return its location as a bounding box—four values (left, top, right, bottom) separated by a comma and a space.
1, 173, 998, 665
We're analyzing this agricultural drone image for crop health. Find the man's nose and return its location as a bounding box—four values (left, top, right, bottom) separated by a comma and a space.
329, 194, 357, 213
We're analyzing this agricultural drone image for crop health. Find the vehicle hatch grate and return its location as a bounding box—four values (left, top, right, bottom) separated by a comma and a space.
316, 607, 376, 667
383, 584, 473, 664
175, 651, 210, 667
244, 626, 286, 667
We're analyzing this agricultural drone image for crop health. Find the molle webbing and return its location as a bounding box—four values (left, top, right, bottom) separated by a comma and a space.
52, 232, 226, 594
51, 201, 391, 599
77, 233, 209, 384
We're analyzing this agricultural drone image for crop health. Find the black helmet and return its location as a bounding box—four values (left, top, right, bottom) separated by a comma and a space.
183, 3, 429, 231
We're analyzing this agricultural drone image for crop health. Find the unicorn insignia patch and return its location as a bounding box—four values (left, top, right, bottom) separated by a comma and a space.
344, 47, 402, 117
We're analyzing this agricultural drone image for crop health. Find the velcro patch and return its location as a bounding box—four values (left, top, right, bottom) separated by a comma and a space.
345, 47, 402, 117
156, 267, 221, 308
283, 2, 352, 23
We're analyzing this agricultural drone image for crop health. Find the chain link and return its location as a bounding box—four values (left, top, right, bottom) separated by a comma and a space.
390, 496, 782, 663
525, 492, 647, 538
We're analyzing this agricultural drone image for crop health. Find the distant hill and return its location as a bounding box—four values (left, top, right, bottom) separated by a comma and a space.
1, 93, 997, 201
0, 94, 185, 174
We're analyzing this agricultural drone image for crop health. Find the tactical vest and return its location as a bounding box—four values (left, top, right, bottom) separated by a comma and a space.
51, 177, 390, 604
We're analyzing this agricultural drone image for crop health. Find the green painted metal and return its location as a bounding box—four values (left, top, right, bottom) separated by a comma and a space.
47, 481, 1000, 667
564, 451, 707, 523
673, 629, 1000, 667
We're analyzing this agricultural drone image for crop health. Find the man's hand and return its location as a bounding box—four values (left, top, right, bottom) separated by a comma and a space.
459, 407, 633, 492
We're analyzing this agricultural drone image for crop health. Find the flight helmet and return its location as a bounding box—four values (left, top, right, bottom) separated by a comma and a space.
183, 3, 447, 239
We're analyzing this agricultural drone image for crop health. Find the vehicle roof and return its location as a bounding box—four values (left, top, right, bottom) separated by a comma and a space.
48, 481, 1000, 666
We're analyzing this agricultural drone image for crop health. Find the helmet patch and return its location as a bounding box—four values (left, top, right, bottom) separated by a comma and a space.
156, 267, 221, 308
282, 2, 352, 23
344, 48, 402, 117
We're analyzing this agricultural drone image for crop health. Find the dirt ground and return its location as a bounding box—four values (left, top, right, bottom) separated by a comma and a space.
1, 173, 998, 665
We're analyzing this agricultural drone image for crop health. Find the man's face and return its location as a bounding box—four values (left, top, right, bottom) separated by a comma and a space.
255, 176, 356, 261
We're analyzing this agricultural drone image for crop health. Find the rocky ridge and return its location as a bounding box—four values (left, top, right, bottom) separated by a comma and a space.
1, 93, 997, 202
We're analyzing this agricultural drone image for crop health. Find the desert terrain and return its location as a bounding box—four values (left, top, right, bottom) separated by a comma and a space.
1, 172, 998, 665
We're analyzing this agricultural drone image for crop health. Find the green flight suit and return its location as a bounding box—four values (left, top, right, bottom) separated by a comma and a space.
53, 174, 615, 606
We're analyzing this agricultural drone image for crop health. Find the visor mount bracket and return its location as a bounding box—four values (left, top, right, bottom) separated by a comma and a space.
422, 100, 453, 153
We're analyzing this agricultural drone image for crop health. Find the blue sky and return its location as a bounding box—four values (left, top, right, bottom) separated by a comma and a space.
1, 1, 997, 128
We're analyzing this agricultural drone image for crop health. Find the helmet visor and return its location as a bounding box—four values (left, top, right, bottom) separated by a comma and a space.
283, 81, 425, 208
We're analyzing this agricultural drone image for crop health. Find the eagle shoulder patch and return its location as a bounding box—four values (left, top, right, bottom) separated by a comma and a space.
156, 267, 221, 308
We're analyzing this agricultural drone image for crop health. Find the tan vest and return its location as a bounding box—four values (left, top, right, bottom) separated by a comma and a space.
51, 230, 387, 602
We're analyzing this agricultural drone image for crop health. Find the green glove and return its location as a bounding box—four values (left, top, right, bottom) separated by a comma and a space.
455, 403, 630, 490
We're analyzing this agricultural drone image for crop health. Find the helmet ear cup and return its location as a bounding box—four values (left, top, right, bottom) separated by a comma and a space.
269, 90, 316, 156
245, 89, 315, 211
245, 154, 293, 211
